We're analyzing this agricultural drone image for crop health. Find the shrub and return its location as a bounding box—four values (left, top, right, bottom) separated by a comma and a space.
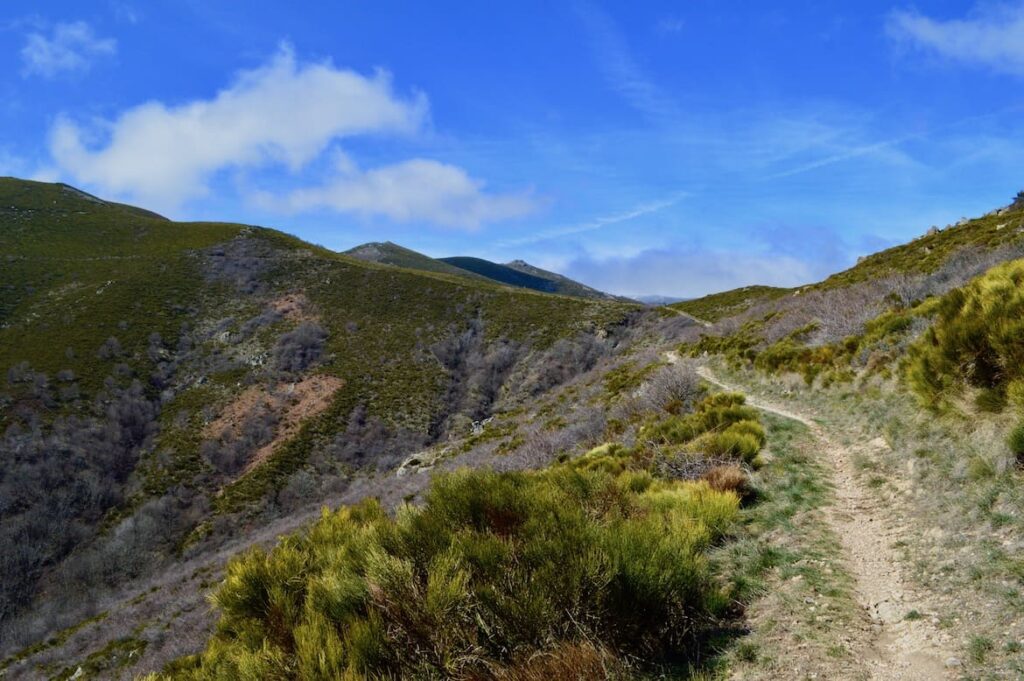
273, 322, 328, 374
685, 428, 760, 463
639, 393, 758, 448
1007, 379, 1024, 414
1008, 422, 1024, 465
634, 363, 703, 414
153, 467, 739, 679
906, 260, 1024, 409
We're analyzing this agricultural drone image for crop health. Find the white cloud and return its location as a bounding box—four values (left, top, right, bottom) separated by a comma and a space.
260, 156, 537, 230
887, 4, 1024, 75
21, 21, 116, 78
49, 45, 428, 210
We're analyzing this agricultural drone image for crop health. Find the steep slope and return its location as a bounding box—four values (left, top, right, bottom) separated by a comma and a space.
0, 178, 642, 658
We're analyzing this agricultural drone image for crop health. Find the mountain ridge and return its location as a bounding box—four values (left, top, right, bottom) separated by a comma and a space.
343, 239, 633, 302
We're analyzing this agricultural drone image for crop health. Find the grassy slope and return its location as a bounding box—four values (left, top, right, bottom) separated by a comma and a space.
670, 201, 1024, 324
813, 204, 1024, 291
669, 286, 793, 323
0, 177, 244, 399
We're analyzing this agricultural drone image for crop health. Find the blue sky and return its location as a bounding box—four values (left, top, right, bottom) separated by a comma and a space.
3, 1, 1024, 297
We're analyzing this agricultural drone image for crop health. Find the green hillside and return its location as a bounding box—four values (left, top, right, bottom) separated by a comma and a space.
0, 178, 640, 653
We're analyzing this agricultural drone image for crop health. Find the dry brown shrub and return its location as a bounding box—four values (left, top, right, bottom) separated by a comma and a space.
703, 464, 750, 498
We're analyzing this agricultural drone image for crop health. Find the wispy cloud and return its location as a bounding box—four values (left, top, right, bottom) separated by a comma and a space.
498, 191, 687, 247
575, 1, 680, 122
763, 131, 921, 180
763, 105, 1024, 180
887, 3, 1024, 75
21, 21, 116, 78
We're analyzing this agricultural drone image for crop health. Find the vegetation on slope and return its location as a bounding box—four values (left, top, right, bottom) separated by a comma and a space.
343, 242, 625, 301
676, 193, 1024, 391
151, 378, 767, 680
905, 259, 1024, 411
440, 256, 565, 294
813, 202, 1024, 291
669, 286, 792, 323
0, 177, 640, 645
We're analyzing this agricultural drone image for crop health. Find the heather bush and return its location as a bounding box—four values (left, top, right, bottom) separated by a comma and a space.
152, 466, 739, 679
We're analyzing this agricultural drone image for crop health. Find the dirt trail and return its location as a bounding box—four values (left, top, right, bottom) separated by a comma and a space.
693, 363, 955, 680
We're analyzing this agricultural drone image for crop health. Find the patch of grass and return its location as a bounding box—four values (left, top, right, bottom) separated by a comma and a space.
968, 635, 994, 664
1007, 422, 1024, 464
52, 636, 148, 680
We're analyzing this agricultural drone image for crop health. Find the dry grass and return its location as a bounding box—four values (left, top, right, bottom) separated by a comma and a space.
703, 464, 750, 498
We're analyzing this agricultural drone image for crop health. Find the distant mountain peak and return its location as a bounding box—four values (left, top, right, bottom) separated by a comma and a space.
345, 241, 634, 302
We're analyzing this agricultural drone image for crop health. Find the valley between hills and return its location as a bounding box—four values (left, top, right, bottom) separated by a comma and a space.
3, 177, 1024, 679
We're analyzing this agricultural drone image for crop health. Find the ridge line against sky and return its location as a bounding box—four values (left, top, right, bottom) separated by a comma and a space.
2, 1, 1024, 297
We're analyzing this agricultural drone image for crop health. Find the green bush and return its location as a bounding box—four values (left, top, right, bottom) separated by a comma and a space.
639, 393, 759, 449
1008, 423, 1024, 464
906, 259, 1024, 409
1007, 379, 1024, 414
156, 467, 740, 679
685, 428, 760, 463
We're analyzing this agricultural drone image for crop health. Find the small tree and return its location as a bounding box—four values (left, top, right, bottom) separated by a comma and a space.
1013, 190, 1024, 208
